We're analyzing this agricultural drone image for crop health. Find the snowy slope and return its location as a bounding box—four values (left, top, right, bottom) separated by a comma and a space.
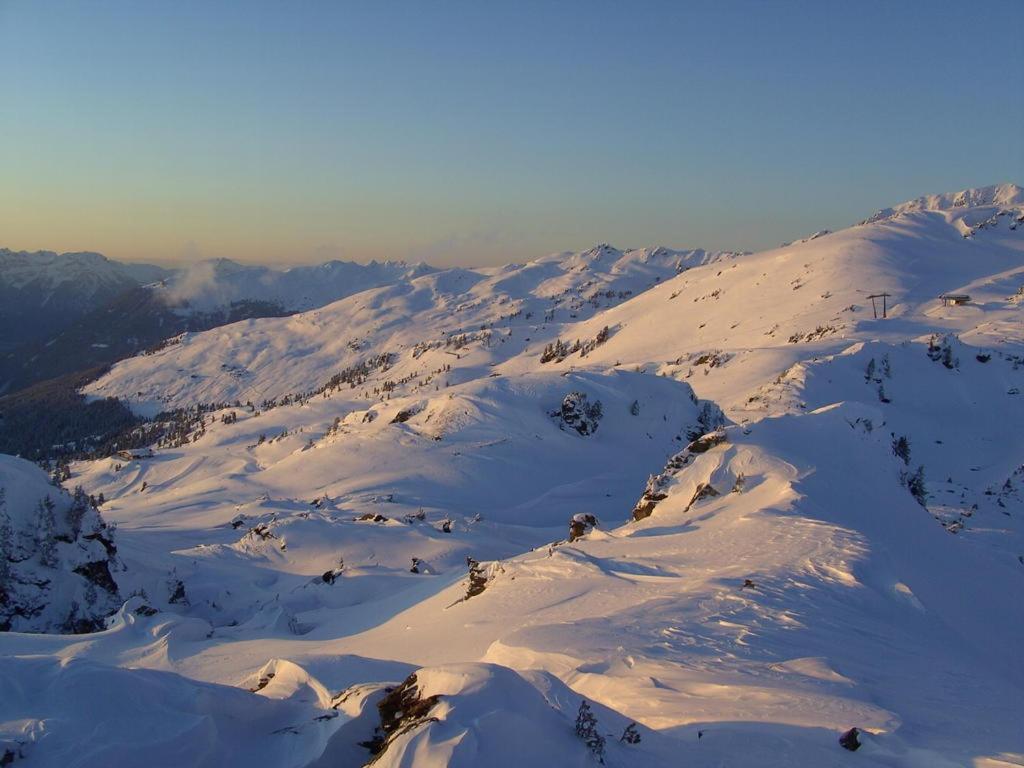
504, 185, 1024, 418
0, 648, 340, 767
84, 245, 737, 410
69, 371, 708, 625
3, 185, 1024, 767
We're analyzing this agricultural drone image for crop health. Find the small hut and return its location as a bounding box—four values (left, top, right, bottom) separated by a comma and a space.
939, 294, 971, 307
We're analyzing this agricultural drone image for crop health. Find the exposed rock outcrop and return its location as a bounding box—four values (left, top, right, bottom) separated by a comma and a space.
631, 430, 728, 521
362, 673, 442, 762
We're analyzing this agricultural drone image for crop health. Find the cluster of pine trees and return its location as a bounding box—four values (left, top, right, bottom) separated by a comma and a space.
0, 482, 118, 633
540, 327, 611, 364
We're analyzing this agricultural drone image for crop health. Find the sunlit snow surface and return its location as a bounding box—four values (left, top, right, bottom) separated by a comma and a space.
4, 185, 1024, 767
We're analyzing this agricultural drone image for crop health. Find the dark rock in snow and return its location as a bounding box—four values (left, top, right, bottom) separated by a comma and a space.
686, 429, 728, 454
249, 672, 275, 693
631, 498, 659, 521
568, 513, 598, 541
73, 560, 119, 596
361, 673, 441, 759
686, 482, 720, 510
390, 408, 417, 424
356, 513, 388, 523
631, 430, 729, 521
838, 727, 861, 751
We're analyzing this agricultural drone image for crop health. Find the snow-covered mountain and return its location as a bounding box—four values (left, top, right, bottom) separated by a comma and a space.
0, 249, 169, 355
3, 185, 1024, 767
0, 248, 167, 295
83, 244, 738, 410
0, 248, 431, 324
862, 181, 1024, 225
0, 253, 433, 395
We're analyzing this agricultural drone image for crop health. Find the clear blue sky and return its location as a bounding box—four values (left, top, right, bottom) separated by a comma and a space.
1, 1, 1021, 266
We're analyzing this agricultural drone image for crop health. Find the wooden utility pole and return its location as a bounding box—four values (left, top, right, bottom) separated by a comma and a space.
867, 293, 890, 319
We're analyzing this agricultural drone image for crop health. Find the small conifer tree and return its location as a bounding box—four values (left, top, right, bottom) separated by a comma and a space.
575, 700, 606, 763
892, 436, 911, 465
37, 496, 58, 568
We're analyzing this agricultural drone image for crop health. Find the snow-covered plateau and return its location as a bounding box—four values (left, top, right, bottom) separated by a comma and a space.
2, 185, 1023, 767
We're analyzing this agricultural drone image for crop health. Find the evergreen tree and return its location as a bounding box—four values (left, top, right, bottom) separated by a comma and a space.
0, 488, 12, 593
575, 700, 606, 763
37, 496, 58, 568
619, 722, 641, 744
904, 466, 927, 507
465, 557, 488, 598
50, 458, 71, 487
68, 486, 90, 538
83, 581, 98, 611
892, 436, 911, 465
942, 345, 956, 369
167, 569, 188, 605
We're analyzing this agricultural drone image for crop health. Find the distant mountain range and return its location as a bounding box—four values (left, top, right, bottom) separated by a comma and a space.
0, 250, 433, 394
0, 249, 168, 357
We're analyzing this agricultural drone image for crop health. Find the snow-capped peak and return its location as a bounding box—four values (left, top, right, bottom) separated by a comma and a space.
862, 182, 1024, 224
0, 249, 141, 293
